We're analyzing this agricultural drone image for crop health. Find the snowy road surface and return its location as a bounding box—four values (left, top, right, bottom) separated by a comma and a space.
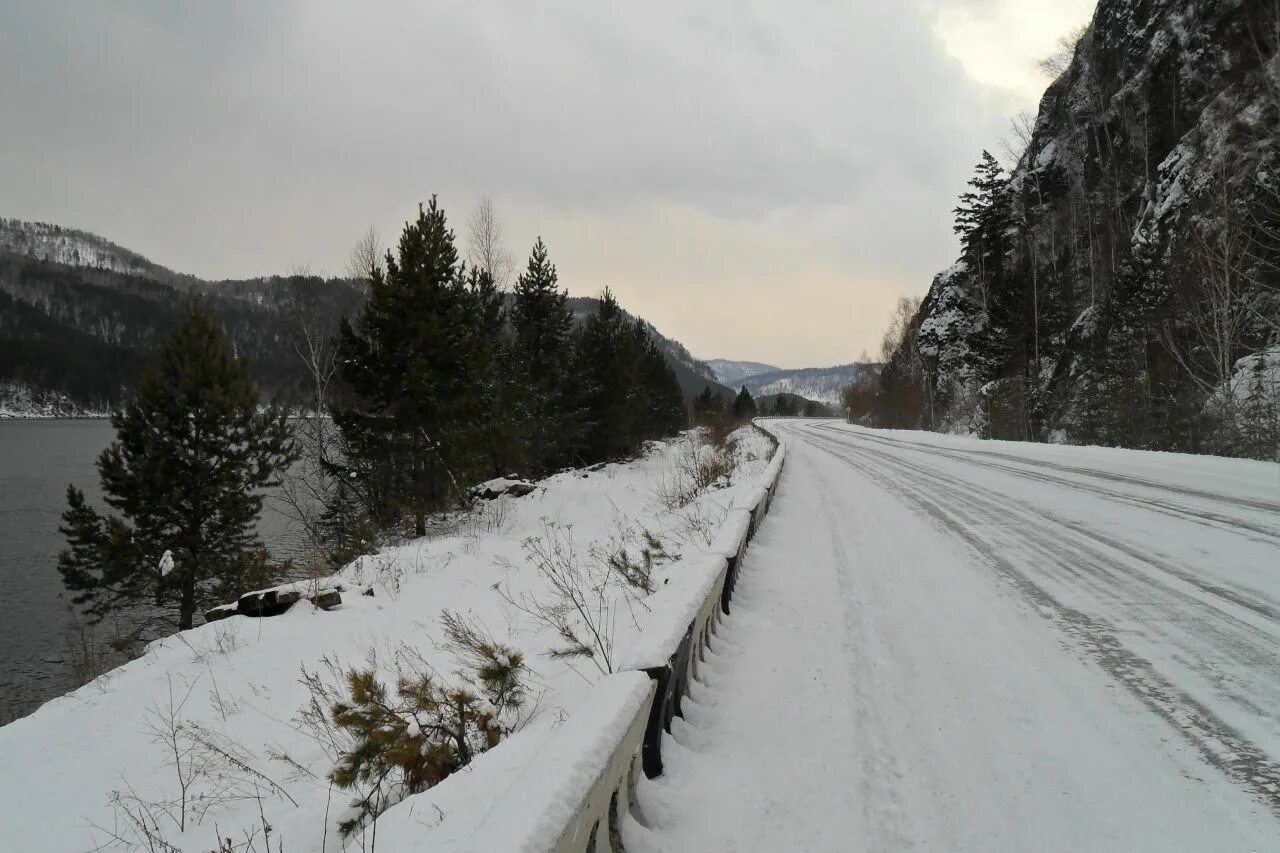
628, 421, 1280, 852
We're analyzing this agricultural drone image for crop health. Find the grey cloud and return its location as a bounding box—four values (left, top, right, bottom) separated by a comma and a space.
0, 0, 1025, 361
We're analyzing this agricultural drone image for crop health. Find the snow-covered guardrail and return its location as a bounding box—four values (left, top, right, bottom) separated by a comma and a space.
459, 424, 786, 852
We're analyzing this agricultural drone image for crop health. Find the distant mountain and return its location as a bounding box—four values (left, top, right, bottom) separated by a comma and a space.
0, 219, 198, 288
705, 359, 780, 386
0, 219, 728, 412
724, 363, 878, 406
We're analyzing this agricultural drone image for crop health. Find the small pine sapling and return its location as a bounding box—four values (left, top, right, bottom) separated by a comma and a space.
328, 626, 529, 837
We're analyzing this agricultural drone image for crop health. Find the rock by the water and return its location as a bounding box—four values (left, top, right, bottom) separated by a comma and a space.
471, 477, 537, 500
203, 603, 238, 624
310, 589, 342, 610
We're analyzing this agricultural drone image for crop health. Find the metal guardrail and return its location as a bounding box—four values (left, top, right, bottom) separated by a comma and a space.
459, 425, 786, 852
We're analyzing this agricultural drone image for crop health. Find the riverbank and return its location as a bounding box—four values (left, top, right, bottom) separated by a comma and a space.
0, 382, 110, 418
0, 427, 771, 850
0, 420, 310, 721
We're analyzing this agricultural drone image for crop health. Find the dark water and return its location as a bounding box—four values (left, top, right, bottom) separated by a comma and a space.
0, 420, 305, 721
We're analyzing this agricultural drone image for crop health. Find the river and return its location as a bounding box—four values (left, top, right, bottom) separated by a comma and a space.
0, 419, 307, 721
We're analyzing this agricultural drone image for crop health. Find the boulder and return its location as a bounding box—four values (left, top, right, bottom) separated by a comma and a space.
310, 589, 342, 610
203, 603, 238, 624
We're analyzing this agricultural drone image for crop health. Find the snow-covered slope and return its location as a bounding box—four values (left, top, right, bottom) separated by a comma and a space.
0, 431, 773, 851
0, 218, 191, 285
705, 359, 780, 386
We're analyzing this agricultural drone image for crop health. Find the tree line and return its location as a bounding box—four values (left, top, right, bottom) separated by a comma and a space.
0, 250, 364, 411
327, 197, 687, 537
57, 196, 690, 632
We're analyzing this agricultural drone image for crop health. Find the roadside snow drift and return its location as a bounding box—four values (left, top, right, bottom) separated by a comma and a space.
0, 429, 772, 852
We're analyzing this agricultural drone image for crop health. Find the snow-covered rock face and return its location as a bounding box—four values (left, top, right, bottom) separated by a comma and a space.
904, 0, 1280, 449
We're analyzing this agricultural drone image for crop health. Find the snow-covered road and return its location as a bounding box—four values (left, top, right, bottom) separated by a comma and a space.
629, 421, 1280, 852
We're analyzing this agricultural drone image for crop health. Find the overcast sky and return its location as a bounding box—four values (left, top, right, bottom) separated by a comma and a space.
0, 0, 1093, 367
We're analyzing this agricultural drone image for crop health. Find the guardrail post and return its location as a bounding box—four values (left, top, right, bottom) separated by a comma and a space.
639, 626, 694, 778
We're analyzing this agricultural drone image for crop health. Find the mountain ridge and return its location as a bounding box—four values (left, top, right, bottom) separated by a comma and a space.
0, 219, 729, 411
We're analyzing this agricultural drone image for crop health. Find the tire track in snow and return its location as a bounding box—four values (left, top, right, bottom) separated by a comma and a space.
810, 422, 1280, 516
812, 424, 1280, 546
802, 447, 915, 850
800, 426, 1280, 817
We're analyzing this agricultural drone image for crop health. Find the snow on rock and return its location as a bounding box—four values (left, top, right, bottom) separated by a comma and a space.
470, 477, 538, 500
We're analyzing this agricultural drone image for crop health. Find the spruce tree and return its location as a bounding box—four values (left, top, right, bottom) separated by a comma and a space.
954, 151, 1015, 382
58, 301, 295, 630
733, 386, 758, 421
466, 265, 522, 478
575, 289, 639, 461
510, 238, 577, 472
330, 199, 479, 535
629, 318, 686, 441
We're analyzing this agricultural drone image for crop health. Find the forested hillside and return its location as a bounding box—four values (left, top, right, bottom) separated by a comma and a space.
738, 363, 875, 406
0, 219, 722, 412
877, 0, 1280, 459
0, 243, 363, 412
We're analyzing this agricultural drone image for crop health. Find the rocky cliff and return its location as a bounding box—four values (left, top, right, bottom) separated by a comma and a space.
886, 0, 1280, 458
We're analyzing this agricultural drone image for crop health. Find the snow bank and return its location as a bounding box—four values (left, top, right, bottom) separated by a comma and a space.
0, 427, 778, 852
450, 673, 653, 853
618, 554, 729, 672
389, 426, 790, 850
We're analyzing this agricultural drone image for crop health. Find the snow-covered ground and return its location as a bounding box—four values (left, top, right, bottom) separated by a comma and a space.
0, 429, 772, 852
629, 420, 1280, 851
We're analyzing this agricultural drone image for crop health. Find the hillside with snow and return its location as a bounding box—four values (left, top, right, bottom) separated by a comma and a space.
705, 359, 780, 386
0, 218, 193, 286
706, 361, 879, 407
882, 0, 1280, 458
740, 364, 876, 406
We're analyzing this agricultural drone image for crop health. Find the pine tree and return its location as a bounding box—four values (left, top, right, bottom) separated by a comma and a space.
575, 289, 638, 461
510, 238, 578, 472
330, 199, 479, 535
954, 151, 1017, 386
58, 301, 295, 630
466, 265, 522, 478
955, 151, 1013, 319
692, 385, 727, 422
629, 318, 687, 441
732, 386, 758, 421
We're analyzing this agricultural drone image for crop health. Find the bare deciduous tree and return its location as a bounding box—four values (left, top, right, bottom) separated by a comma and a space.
1161, 175, 1253, 402
467, 196, 515, 289
277, 264, 346, 576
345, 227, 383, 295
1037, 24, 1088, 79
